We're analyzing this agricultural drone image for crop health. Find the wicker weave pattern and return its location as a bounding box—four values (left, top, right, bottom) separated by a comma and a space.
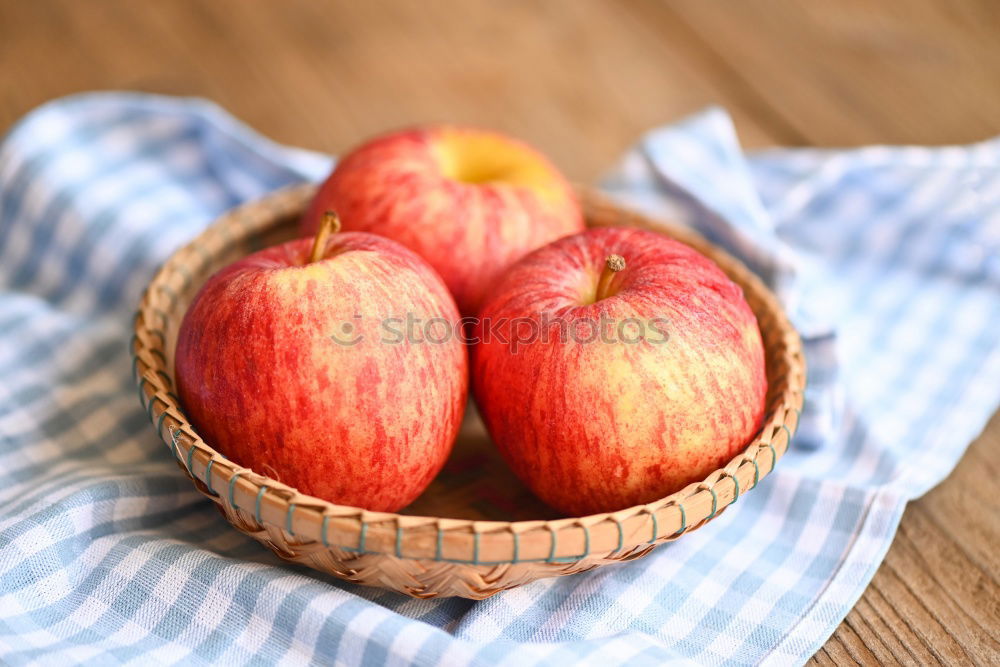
132, 185, 805, 599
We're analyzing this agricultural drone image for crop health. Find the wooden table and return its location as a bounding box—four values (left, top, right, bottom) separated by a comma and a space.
2, 1, 997, 662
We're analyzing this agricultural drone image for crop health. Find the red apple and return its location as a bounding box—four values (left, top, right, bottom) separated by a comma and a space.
471, 227, 767, 515
176, 214, 468, 512
301, 126, 585, 316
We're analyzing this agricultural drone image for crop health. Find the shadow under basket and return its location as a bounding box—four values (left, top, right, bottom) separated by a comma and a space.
132, 184, 806, 599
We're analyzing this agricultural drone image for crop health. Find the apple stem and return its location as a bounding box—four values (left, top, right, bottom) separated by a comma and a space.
308, 211, 342, 264
595, 254, 626, 301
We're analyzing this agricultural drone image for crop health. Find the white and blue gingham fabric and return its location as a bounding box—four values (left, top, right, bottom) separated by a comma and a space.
1, 93, 997, 666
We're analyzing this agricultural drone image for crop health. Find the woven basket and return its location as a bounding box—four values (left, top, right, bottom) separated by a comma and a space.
132, 184, 805, 599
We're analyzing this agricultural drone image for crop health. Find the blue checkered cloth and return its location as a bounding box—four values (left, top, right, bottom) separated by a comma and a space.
1, 93, 997, 666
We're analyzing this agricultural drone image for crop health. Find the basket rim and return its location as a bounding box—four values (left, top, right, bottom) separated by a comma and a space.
132, 183, 806, 566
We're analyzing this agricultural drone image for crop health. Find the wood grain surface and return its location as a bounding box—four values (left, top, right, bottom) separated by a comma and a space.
1, 1, 997, 662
